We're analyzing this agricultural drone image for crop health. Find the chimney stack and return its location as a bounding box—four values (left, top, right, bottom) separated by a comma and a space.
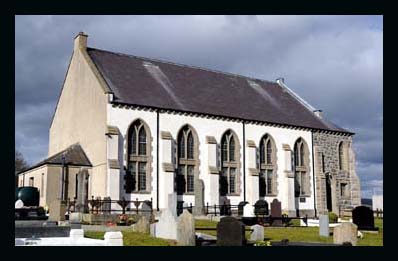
314, 109, 323, 118
74, 32, 88, 51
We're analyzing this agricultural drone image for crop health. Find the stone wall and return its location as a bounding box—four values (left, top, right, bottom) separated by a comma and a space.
313, 132, 361, 216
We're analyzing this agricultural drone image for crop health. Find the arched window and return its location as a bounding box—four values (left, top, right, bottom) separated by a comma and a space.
338, 142, 344, 171
177, 125, 197, 194
259, 134, 276, 196
125, 120, 150, 193
220, 130, 239, 195
294, 138, 309, 197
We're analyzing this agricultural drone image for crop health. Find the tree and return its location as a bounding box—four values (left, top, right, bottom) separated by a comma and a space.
15, 150, 29, 174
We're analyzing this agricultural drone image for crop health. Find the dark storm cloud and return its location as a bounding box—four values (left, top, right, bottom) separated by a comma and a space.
15, 15, 382, 198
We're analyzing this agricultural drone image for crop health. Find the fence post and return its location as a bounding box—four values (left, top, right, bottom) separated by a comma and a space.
206, 202, 209, 215
214, 204, 217, 216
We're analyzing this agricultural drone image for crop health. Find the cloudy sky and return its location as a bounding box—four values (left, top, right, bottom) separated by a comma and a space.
15, 15, 382, 199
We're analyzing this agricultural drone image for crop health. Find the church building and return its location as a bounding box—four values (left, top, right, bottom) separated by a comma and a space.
18, 32, 361, 218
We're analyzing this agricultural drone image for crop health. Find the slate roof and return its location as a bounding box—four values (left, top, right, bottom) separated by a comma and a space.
87, 47, 351, 134
18, 143, 92, 174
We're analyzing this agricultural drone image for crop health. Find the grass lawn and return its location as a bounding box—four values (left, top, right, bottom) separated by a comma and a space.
84, 231, 177, 246
84, 218, 383, 246
195, 217, 383, 246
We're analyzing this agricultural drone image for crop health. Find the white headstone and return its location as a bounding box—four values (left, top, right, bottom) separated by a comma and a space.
15, 199, 24, 209
154, 209, 178, 240
319, 214, 329, 237
168, 193, 177, 217
250, 225, 264, 241
104, 231, 123, 246
243, 204, 255, 217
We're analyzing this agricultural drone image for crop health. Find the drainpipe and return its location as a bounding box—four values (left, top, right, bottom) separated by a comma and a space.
311, 132, 317, 218
60, 154, 65, 200
156, 110, 160, 211
243, 122, 246, 202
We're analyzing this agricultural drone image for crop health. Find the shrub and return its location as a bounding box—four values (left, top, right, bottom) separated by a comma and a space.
328, 212, 338, 223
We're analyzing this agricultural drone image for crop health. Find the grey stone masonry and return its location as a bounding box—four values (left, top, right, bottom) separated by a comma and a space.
312, 132, 361, 216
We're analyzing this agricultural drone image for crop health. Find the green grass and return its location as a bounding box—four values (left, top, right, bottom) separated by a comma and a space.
84, 231, 177, 246
84, 218, 383, 246
194, 217, 383, 246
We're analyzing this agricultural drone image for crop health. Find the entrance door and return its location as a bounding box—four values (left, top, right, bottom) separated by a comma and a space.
326, 175, 333, 212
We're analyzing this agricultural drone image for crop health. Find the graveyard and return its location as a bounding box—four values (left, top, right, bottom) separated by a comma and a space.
80, 217, 382, 246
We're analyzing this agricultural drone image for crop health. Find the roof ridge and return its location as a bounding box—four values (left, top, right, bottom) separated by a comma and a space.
86, 47, 276, 85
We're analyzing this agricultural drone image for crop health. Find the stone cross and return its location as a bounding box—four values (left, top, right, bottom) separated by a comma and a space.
177, 210, 195, 246
319, 214, 329, 237
216, 216, 246, 246
333, 222, 358, 246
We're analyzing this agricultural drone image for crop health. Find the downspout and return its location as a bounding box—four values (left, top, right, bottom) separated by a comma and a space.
311, 132, 317, 218
243, 122, 246, 202
156, 110, 160, 211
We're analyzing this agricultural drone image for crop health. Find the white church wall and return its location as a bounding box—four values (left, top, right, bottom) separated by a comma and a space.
245, 124, 315, 212
159, 112, 244, 207
107, 105, 315, 213
107, 105, 158, 207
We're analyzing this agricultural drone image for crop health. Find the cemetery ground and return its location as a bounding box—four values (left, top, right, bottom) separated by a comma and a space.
83, 217, 383, 246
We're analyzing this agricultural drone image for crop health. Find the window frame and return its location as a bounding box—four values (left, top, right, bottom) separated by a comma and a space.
177, 126, 197, 194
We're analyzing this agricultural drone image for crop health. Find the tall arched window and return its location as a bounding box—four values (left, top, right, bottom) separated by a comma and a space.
220, 130, 239, 195
338, 142, 344, 171
259, 134, 276, 196
125, 120, 149, 193
294, 138, 309, 197
177, 125, 197, 194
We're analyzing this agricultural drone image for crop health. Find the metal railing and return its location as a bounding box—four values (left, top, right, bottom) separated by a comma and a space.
66, 197, 153, 215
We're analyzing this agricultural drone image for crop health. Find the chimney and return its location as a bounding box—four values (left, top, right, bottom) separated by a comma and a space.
314, 109, 323, 118
276, 77, 285, 85
74, 32, 88, 51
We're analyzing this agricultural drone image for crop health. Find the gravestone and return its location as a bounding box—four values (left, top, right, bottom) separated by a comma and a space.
153, 208, 178, 240
75, 168, 89, 213
102, 197, 111, 214
15, 199, 24, 209
219, 197, 231, 216
168, 193, 177, 217
352, 206, 377, 230
319, 214, 329, 237
250, 224, 264, 241
270, 199, 282, 226
243, 204, 255, 217
333, 222, 358, 246
216, 216, 245, 246
141, 200, 153, 220
238, 201, 248, 216
254, 200, 269, 216
134, 216, 150, 234
193, 179, 205, 216
177, 210, 195, 246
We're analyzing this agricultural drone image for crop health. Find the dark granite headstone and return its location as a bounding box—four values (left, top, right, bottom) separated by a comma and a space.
238, 201, 248, 216
102, 197, 111, 214
254, 200, 269, 216
216, 216, 245, 246
219, 197, 231, 216
352, 206, 377, 230
270, 199, 282, 226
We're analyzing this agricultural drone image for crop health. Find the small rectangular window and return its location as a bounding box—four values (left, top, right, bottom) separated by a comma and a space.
41, 173, 45, 197
29, 177, 34, 187
229, 168, 236, 193
187, 165, 194, 192
340, 183, 348, 198
138, 162, 146, 191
